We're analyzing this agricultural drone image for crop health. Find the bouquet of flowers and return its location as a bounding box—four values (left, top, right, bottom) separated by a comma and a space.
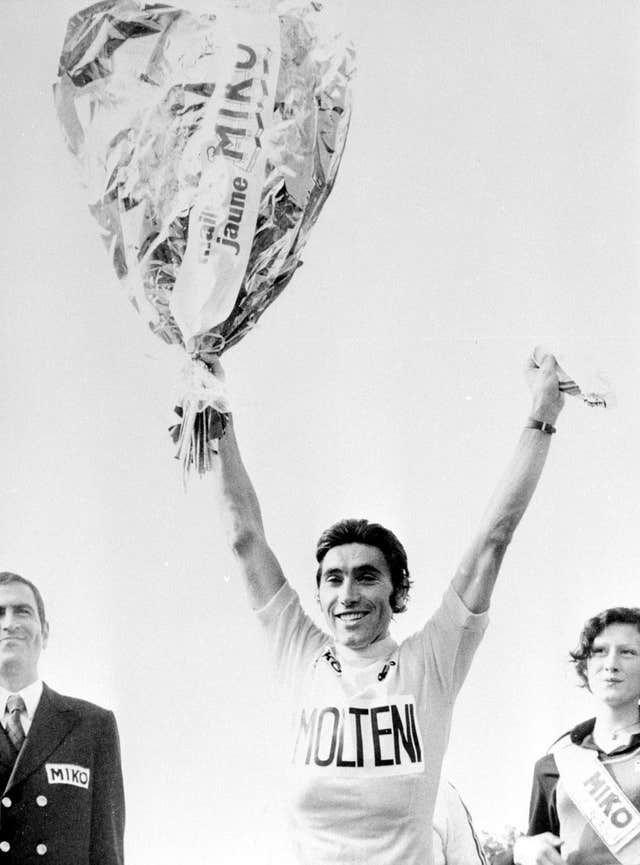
54, 0, 355, 477
479, 826, 522, 864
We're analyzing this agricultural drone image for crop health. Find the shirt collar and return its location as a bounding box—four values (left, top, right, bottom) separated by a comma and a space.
0, 680, 43, 719
335, 634, 398, 668
570, 716, 640, 756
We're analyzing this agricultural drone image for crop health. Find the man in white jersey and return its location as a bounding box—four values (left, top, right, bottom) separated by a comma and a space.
213, 353, 565, 865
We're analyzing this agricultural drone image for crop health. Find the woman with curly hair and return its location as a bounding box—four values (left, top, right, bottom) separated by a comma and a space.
512, 607, 640, 865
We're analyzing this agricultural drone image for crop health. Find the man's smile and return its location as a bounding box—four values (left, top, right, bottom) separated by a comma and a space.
318, 544, 395, 649
336, 611, 369, 622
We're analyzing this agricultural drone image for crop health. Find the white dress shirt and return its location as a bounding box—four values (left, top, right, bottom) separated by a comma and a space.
0, 680, 43, 737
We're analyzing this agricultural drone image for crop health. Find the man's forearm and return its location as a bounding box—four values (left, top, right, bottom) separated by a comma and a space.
479, 426, 553, 543
214, 419, 286, 608
452, 355, 564, 612
453, 425, 557, 612
216, 420, 266, 551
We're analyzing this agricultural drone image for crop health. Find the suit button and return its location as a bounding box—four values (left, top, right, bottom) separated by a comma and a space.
0, 842, 9, 852
36, 796, 47, 807
0, 798, 10, 808
36, 844, 47, 855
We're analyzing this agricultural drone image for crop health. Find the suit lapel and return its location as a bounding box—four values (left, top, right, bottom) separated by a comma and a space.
6, 683, 79, 792
0, 725, 15, 771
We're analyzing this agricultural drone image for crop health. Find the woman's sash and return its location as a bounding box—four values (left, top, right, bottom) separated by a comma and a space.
553, 737, 640, 865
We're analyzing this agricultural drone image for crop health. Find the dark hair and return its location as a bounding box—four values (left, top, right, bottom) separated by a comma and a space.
0, 572, 47, 628
315, 518, 412, 613
570, 606, 640, 688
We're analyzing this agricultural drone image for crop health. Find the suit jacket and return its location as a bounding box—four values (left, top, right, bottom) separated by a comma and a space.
0, 683, 124, 865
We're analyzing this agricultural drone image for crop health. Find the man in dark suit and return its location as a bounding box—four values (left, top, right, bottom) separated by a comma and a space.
0, 571, 124, 864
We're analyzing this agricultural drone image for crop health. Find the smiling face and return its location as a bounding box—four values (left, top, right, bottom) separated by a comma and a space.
317, 543, 394, 651
586, 623, 640, 713
0, 582, 49, 690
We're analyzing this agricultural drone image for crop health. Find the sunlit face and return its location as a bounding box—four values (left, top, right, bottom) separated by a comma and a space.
317, 543, 394, 651
0, 583, 48, 689
586, 623, 640, 711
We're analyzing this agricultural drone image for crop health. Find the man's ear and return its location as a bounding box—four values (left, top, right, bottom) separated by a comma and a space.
41, 621, 50, 650
391, 587, 408, 614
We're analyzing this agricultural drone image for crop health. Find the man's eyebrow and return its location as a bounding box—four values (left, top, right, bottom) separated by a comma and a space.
322, 567, 344, 577
0, 602, 35, 611
321, 565, 384, 578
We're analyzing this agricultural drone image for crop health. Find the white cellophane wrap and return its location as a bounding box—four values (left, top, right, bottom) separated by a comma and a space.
54, 0, 355, 475
532, 346, 615, 409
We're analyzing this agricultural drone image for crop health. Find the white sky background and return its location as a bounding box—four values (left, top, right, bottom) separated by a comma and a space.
1, 0, 640, 862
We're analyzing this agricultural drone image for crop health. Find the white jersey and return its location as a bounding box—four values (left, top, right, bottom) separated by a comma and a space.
433, 780, 488, 865
257, 582, 488, 865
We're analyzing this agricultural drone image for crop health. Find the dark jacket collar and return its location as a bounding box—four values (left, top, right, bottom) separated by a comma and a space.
569, 716, 596, 743
5, 682, 80, 792
564, 716, 640, 756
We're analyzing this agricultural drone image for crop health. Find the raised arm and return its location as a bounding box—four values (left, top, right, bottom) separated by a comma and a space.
451, 354, 564, 612
213, 383, 286, 609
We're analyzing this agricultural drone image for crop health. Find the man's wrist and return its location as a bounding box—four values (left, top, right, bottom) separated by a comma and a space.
526, 418, 556, 435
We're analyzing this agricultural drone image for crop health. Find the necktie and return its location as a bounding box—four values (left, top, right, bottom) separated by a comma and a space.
5, 695, 26, 754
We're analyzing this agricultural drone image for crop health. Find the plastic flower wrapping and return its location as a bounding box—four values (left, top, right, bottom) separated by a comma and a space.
54, 0, 355, 477
531, 346, 615, 409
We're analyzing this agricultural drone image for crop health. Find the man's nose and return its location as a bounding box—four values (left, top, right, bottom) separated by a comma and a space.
339, 578, 359, 604
0, 610, 17, 630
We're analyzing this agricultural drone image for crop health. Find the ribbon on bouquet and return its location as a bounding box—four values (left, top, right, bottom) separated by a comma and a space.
169, 357, 231, 480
